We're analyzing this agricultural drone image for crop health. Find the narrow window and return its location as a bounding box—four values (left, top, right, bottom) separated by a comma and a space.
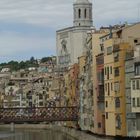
132, 80, 135, 90
106, 101, 108, 108
137, 98, 140, 107
136, 80, 140, 89
108, 83, 110, 95
114, 67, 120, 77
106, 112, 108, 119
133, 98, 136, 107
78, 9, 81, 18
84, 9, 87, 18
115, 97, 120, 108
110, 66, 112, 74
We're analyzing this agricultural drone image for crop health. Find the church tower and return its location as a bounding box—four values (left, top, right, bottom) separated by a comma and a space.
73, 0, 93, 27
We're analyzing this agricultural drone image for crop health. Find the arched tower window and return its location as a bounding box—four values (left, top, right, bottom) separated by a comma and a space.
84, 9, 87, 18
78, 9, 81, 18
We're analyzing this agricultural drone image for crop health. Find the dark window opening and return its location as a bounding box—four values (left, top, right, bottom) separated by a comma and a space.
98, 123, 101, 128
78, 9, 81, 18
106, 101, 108, 108
115, 97, 120, 108
84, 9, 87, 18
134, 39, 138, 43
106, 112, 108, 119
114, 67, 120, 77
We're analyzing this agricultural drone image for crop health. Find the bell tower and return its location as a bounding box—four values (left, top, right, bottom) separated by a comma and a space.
73, 0, 93, 27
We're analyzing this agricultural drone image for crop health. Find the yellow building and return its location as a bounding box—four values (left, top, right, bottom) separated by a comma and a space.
103, 30, 131, 136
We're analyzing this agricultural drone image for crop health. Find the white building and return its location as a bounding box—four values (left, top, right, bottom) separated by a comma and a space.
56, 0, 94, 68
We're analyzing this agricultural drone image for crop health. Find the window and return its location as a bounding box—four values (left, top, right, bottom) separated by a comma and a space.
114, 67, 120, 77
110, 66, 112, 74
78, 9, 81, 18
116, 115, 121, 129
39, 94, 43, 100
111, 83, 113, 91
29, 102, 32, 107
114, 52, 119, 62
100, 44, 104, 51
84, 9, 87, 18
105, 67, 106, 75
114, 82, 120, 93
107, 46, 113, 55
134, 39, 138, 43
98, 123, 101, 128
133, 98, 136, 107
106, 101, 108, 108
137, 119, 140, 130
108, 83, 110, 95
39, 102, 43, 106
89, 9, 92, 18
132, 80, 135, 90
46, 94, 49, 99
115, 97, 120, 108
105, 83, 107, 92
137, 98, 140, 107
136, 80, 140, 89
107, 67, 109, 79
106, 112, 108, 119
135, 64, 140, 76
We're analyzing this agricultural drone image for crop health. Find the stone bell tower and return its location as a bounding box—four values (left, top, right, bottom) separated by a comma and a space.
73, 0, 93, 27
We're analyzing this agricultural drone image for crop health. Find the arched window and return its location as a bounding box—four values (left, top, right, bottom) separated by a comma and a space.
84, 9, 87, 18
78, 9, 81, 18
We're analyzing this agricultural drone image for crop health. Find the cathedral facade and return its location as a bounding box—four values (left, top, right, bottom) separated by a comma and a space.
56, 0, 93, 68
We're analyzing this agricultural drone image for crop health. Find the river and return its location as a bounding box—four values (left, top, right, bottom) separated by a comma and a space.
0, 129, 77, 140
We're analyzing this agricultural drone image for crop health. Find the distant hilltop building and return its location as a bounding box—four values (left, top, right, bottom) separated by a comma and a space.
56, 0, 94, 68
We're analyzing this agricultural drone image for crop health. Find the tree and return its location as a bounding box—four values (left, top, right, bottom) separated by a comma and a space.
41, 57, 52, 63
30, 56, 35, 64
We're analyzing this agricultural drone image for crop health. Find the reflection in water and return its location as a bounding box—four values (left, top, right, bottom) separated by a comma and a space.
0, 130, 77, 140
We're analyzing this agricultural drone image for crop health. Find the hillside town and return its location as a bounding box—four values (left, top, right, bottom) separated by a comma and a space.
0, 0, 140, 139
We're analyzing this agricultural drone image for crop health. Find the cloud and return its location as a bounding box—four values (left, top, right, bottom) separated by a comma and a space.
0, 0, 73, 28
0, 0, 140, 62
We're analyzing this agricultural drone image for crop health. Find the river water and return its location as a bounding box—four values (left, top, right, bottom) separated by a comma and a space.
0, 129, 77, 140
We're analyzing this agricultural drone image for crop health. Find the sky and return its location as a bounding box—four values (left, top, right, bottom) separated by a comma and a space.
0, 0, 140, 63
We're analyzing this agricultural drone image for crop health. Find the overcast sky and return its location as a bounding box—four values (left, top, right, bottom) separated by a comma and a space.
0, 0, 140, 62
